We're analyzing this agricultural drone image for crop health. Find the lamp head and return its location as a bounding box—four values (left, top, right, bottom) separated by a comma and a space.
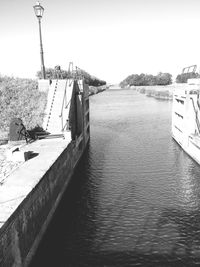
33, 2, 44, 19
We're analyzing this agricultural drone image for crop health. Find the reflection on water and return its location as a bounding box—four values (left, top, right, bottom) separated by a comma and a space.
31, 90, 200, 266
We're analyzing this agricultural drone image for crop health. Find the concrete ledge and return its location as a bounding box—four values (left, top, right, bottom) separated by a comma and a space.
6, 146, 31, 162
0, 134, 88, 266
38, 79, 51, 92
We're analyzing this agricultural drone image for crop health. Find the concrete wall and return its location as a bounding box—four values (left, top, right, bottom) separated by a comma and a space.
0, 136, 87, 267
0, 79, 90, 267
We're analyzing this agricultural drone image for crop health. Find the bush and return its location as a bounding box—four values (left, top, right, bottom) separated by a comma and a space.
0, 75, 47, 134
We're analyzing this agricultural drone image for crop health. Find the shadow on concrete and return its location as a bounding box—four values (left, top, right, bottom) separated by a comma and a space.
28, 151, 39, 160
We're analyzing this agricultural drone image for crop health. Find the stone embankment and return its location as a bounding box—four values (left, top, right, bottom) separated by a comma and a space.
89, 85, 108, 96
130, 84, 190, 100
133, 85, 173, 100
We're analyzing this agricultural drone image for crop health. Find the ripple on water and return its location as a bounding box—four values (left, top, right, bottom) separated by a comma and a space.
31, 90, 200, 267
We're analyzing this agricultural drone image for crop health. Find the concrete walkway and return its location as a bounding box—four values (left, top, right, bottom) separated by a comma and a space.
0, 137, 71, 228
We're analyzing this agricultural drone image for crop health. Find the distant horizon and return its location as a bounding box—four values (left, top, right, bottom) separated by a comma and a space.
0, 69, 189, 85
0, 67, 194, 84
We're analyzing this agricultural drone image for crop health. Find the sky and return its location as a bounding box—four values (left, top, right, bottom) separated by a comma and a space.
1, 0, 200, 83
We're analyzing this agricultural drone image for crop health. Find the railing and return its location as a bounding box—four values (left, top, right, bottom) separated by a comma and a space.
60, 96, 71, 132
45, 79, 58, 131
59, 62, 74, 132
59, 62, 85, 132
190, 97, 200, 134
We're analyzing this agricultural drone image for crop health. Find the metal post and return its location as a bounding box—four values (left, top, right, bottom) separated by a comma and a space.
38, 18, 46, 79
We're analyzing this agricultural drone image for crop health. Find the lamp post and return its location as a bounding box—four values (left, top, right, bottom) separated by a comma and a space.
33, 2, 46, 79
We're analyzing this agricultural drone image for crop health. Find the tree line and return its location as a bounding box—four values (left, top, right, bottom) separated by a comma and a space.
120, 72, 172, 88
37, 67, 106, 87
120, 70, 200, 87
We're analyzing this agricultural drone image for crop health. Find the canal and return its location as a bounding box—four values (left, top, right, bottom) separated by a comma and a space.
30, 89, 200, 266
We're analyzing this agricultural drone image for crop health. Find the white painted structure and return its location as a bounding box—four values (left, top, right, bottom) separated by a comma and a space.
172, 79, 200, 164
43, 79, 74, 134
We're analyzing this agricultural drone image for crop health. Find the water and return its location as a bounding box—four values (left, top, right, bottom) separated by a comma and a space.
31, 89, 200, 267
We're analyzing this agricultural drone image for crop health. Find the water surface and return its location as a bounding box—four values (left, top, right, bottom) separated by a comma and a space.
31, 89, 200, 267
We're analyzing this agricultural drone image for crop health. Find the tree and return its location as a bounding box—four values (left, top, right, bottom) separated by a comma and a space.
156, 72, 172, 85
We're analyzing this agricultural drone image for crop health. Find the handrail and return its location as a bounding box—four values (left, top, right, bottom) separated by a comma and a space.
45, 79, 58, 130
59, 62, 85, 132
59, 98, 71, 118
182, 65, 197, 74
59, 79, 68, 118
190, 97, 200, 134
61, 106, 71, 132
59, 62, 74, 131
59, 79, 73, 131
60, 100, 71, 132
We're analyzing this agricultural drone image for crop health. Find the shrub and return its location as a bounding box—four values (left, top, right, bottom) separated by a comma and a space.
0, 75, 47, 134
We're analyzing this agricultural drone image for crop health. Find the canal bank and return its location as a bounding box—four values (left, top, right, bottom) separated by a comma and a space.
0, 79, 90, 266
129, 84, 189, 100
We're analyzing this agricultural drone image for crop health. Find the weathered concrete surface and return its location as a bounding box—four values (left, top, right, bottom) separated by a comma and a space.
0, 133, 88, 267
0, 138, 70, 226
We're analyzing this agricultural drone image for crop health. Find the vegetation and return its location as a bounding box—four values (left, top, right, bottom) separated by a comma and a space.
37, 67, 106, 87
0, 69, 106, 138
0, 75, 47, 137
120, 72, 172, 88
89, 85, 108, 96
176, 72, 200, 83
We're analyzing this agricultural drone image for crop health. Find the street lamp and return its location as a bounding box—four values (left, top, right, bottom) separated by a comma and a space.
33, 2, 46, 79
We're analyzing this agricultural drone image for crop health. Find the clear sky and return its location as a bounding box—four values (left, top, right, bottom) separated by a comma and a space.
1, 0, 200, 83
